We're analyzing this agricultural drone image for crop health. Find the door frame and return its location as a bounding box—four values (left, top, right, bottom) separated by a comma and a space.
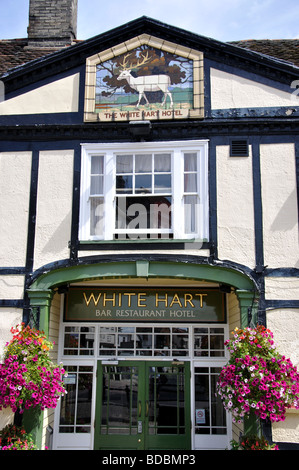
94, 360, 191, 450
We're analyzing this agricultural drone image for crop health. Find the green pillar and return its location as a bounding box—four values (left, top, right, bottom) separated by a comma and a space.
27, 289, 53, 335
23, 288, 54, 449
235, 289, 256, 329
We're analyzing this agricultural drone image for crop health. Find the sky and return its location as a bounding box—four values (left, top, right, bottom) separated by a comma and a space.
1, 0, 299, 43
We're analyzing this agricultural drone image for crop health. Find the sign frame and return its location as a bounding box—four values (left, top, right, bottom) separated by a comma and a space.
84, 34, 204, 122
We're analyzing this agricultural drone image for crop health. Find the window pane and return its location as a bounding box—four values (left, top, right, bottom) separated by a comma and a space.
154, 153, 171, 172
79, 327, 95, 356
76, 370, 93, 427
194, 333, 209, 357
172, 334, 189, 349
194, 328, 208, 333
211, 373, 226, 428
136, 327, 152, 333
184, 195, 199, 234
184, 153, 197, 171
116, 155, 133, 173
136, 333, 152, 350
210, 334, 224, 350
154, 334, 170, 351
90, 156, 104, 195
90, 197, 104, 236
154, 174, 171, 193
135, 174, 152, 193
116, 175, 133, 193
118, 334, 134, 349
60, 380, 76, 427
99, 328, 116, 354
184, 173, 197, 192
195, 373, 209, 428
101, 366, 138, 435
154, 327, 170, 333
91, 156, 104, 174
90, 175, 103, 195
210, 328, 224, 334
135, 154, 152, 173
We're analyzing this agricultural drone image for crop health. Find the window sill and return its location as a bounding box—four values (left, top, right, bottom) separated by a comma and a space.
78, 239, 209, 251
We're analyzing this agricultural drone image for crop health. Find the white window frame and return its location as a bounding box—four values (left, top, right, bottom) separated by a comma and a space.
79, 140, 209, 242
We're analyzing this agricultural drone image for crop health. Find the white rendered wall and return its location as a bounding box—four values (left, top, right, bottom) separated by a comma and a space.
0, 152, 32, 266
267, 307, 299, 444
33, 150, 74, 271
211, 68, 294, 109
260, 143, 298, 269
216, 145, 256, 267
0, 74, 80, 115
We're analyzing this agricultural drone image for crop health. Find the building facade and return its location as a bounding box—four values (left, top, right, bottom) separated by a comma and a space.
0, 1, 298, 450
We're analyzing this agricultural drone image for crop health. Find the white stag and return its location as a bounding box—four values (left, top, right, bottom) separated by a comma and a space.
117, 51, 173, 108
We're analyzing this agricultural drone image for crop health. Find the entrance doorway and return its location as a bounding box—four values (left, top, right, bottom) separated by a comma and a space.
94, 360, 191, 450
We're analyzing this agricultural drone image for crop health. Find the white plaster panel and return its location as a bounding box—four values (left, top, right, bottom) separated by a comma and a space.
0, 408, 14, 431
0, 275, 25, 299
0, 307, 23, 361
0, 152, 31, 266
33, 150, 74, 270
272, 412, 299, 445
211, 68, 294, 109
265, 277, 299, 300
267, 307, 299, 444
0, 73, 80, 115
260, 143, 299, 268
267, 308, 299, 367
216, 145, 255, 267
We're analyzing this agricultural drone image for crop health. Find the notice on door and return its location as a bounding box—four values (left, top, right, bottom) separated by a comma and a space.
64, 288, 226, 323
196, 409, 206, 424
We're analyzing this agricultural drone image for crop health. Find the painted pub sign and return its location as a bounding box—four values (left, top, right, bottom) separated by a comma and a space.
84, 35, 204, 122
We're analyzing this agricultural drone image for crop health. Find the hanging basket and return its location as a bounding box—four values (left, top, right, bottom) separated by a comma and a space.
0, 323, 66, 414
216, 325, 299, 423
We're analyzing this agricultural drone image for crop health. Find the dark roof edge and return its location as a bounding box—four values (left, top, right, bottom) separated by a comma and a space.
2, 16, 299, 85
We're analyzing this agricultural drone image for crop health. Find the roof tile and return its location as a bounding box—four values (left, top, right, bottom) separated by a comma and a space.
229, 39, 299, 67
0, 36, 298, 77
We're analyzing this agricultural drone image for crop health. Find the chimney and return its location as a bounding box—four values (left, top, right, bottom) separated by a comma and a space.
27, 0, 78, 49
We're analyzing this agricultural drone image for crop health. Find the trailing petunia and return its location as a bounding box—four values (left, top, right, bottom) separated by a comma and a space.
0, 323, 66, 414
216, 325, 299, 423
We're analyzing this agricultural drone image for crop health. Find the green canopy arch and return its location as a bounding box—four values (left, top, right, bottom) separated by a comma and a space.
27, 257, 259, 334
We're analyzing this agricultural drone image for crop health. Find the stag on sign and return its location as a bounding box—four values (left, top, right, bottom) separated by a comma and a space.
95, 46, 194, 117
117, 51, 173, 108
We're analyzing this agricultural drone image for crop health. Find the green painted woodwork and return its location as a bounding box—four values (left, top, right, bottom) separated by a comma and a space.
28, 260, 256, 292
94, 360, 191, 450
27, 289, 53, 335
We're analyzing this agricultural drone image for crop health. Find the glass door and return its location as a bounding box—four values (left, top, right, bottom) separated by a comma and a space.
146, 362, 191, 450
94, 360, 191, 450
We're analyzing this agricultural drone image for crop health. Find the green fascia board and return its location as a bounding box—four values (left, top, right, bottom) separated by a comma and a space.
28, 259, 256, 293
